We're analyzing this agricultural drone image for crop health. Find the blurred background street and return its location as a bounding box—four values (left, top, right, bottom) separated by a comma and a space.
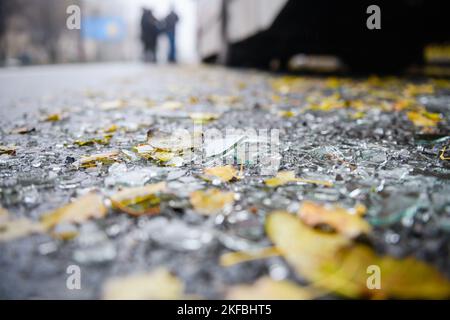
0, 0, 198, 66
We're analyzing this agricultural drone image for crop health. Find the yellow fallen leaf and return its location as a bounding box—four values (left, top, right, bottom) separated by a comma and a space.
189, 112, 220, 124
104, 124, 118, 133
264, 171, 298, 187
237, 82, 247, 90
326, 77, 342, 89
422, 110, 442, 121
265, 171, 332, 187
315, 244, 450, 299
151, 151, 175, 163
0, 218, 44, 242
189, 96, 199, 104
52, 227, 78, 241
43, 113, 62, 122
351, 111, 366, 120
110, 182, 166, 206
307, 94, 345, 112
271, 76, 303, 94
407, 111, 441, 127
133, 144, 154, 159
158, 101, 183, 110
41, 193, 107, 230
266, 211, 450, 299
110, 182, 166, 216
208, 95, 240, 106
133, 144, 181, 164
190, 189, 234, 215
296, 178, 333, 187
202, 166, 240, 183
267, 211, 350, 280
102, 268, 185, 300
99, 99, 126, 110
298, 201, 371, 239
0, 206, 45, 241
375, 250, 450, 299
440, 146, 449, 160
220, 247, 280, 267
394, 98, 416, 111
271, 94, 282, 103
404, 84, 434, 97
75, 151, 120, 168
278, 110, 296, 118
74, 134, 113, 146
226, 277, 315, 300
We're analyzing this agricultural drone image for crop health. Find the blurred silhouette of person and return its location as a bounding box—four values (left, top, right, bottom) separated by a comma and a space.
164, 8, 179, 63
140, 8, 160, 62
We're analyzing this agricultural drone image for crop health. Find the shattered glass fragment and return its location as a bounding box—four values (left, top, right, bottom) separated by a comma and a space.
138, 217, 214, 251
73, 223, 116, 264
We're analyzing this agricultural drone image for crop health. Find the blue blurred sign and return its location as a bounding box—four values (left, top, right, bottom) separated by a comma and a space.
82, 17, 126, 42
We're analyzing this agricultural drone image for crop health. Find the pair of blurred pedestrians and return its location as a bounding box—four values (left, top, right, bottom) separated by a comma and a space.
140, 8, 179, 63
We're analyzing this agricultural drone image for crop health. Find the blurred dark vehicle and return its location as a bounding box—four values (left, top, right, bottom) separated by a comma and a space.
197, 0, 449, 72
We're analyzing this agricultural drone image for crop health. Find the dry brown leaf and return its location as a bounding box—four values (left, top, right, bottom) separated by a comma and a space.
266, 211, 450, 299
102, 268, 185, 300
0, 146, 16, 156
41, 193, 107, 230
10, 127, 35, 134
298, 201, 371, 238
226, 277, 315, 300
202, 166, 240, 183
190, 189, 234, 215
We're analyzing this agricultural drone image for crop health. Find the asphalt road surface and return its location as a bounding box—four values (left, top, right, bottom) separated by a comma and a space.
0, 63, 449, 299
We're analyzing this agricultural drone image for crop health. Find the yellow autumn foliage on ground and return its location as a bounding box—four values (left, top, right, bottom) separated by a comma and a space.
190, 189, 235, 215
266, 211, 450, 299
298, 201, 370, 239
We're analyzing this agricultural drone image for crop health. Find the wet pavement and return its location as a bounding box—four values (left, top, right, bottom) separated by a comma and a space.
0, 63, 449, 299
